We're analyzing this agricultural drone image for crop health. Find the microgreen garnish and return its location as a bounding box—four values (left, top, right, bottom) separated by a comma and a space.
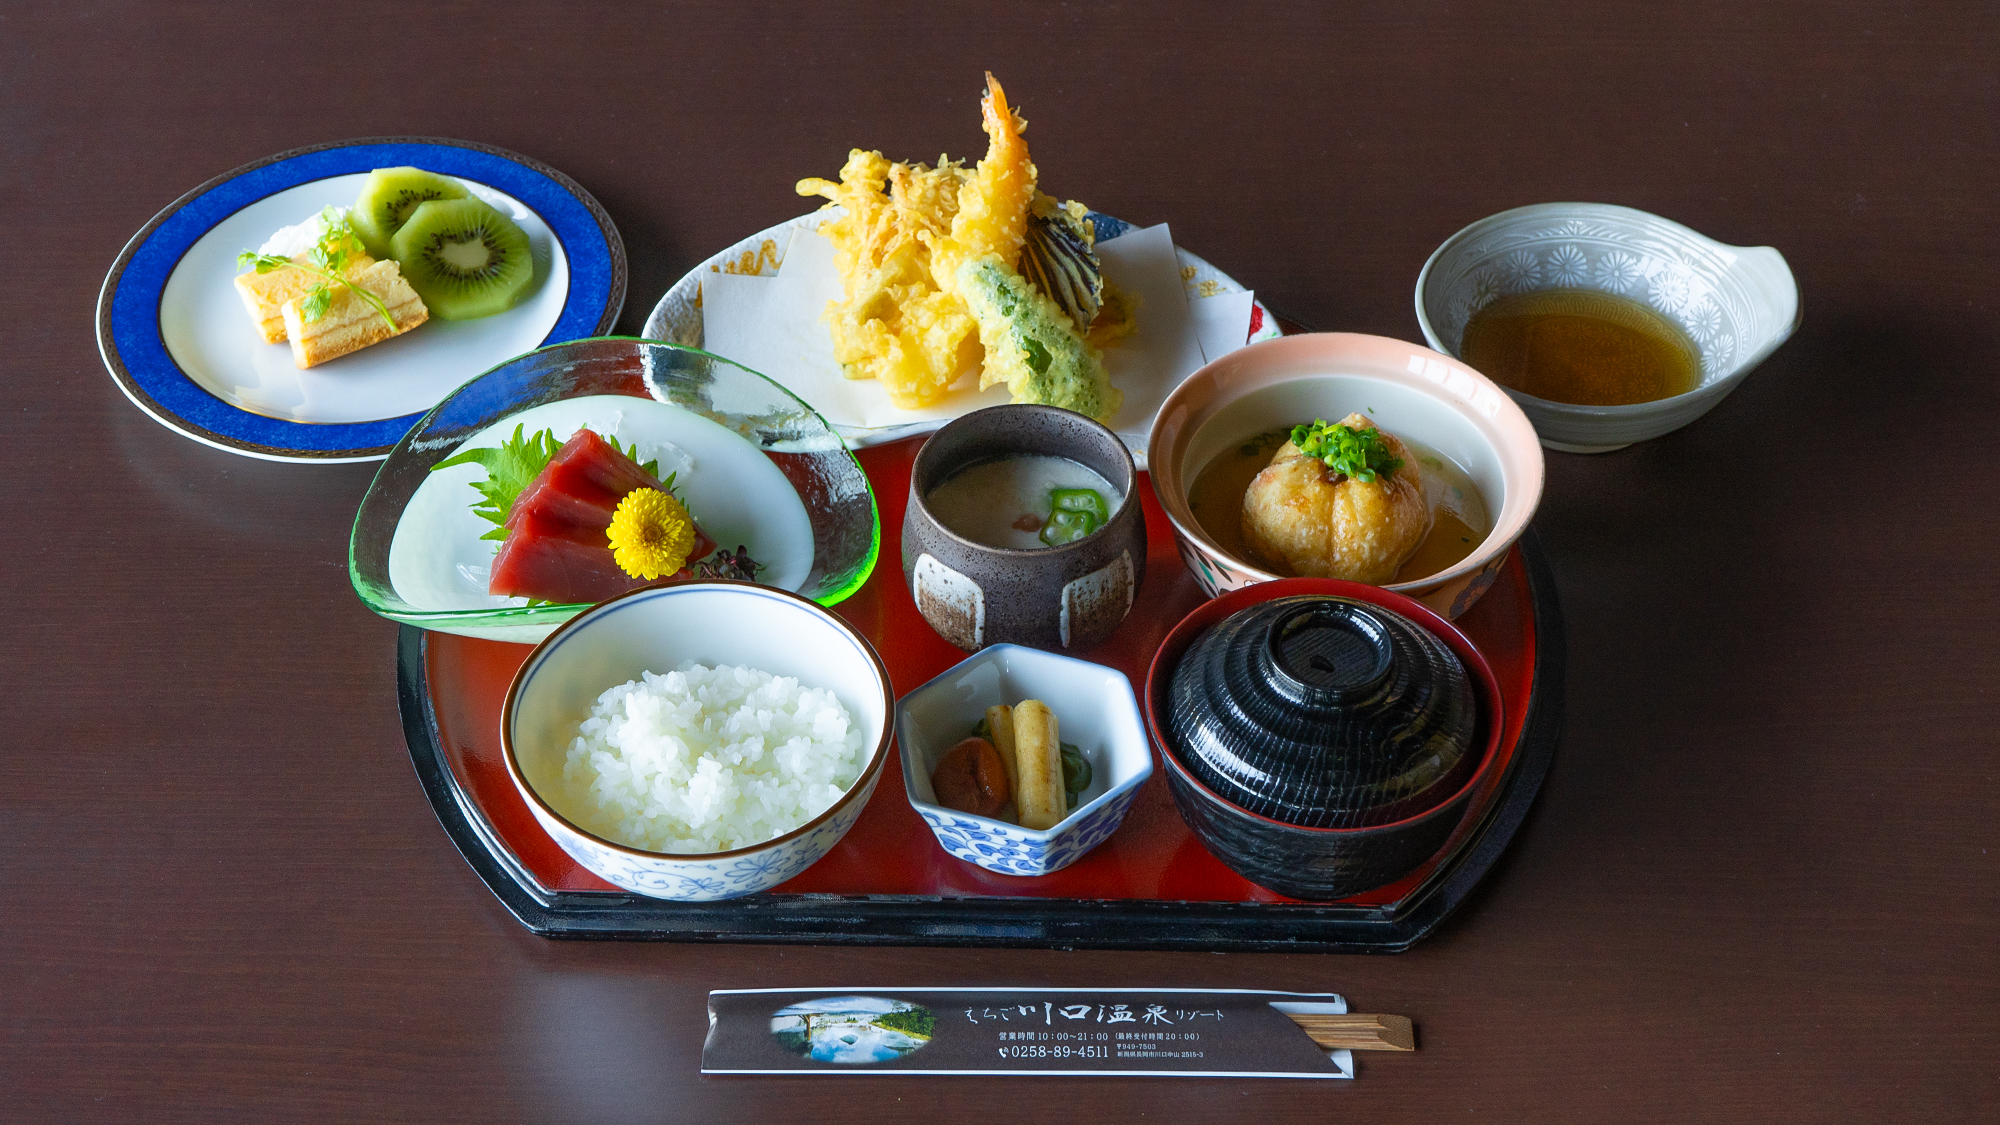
431, 425, 662, 542
1290, 418, 1404, 483
237, 208, 395, 331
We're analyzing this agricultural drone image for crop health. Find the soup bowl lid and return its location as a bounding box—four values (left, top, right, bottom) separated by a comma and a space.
1164, 593, 1478, 828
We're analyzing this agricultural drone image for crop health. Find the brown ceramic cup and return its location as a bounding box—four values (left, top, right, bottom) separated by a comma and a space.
902, 405, 1146, 652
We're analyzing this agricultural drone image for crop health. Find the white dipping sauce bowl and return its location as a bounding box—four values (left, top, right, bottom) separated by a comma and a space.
1416, 202, 1800, 453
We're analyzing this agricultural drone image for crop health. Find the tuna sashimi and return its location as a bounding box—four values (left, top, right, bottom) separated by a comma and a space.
503, 428, 664, 534
488, 428, 714, 603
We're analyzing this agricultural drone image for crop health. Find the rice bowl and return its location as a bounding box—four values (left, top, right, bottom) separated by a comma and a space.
502, 581, 893, 901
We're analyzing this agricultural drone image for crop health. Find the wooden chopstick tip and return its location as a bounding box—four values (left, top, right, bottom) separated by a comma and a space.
1283, 1011, 1417, 1052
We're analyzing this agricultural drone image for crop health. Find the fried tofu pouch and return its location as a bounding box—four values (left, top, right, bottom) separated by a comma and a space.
1241, 414, 1430, 584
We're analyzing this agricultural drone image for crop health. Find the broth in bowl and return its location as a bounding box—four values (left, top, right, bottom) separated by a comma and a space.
925, 454, 1124, 551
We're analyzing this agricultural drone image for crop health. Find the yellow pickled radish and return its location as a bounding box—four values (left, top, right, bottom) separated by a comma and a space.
1013, 700, 1064, 830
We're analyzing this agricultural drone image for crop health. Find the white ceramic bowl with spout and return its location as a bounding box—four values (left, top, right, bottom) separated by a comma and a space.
1416, 203, 1800, 453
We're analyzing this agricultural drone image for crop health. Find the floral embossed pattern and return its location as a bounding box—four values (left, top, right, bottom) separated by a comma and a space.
1416, 202, 1798, 452
1428, 211, 1764, 381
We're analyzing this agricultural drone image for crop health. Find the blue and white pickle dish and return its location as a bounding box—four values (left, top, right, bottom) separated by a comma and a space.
896, 644, 1154, 876
501, 582, 893, 902
1416, 202, 1800, 453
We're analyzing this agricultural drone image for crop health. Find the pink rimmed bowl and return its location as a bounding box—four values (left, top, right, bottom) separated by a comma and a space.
1147, 333, 1544, 619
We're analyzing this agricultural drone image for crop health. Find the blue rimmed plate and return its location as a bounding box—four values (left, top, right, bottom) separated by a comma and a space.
96, 137, 625, 463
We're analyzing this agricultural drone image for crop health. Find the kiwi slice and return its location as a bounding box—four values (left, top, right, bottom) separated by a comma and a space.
351, 167, 469, 258
390, 198, 534, 320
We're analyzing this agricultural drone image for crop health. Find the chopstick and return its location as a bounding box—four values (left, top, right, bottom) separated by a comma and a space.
1282, 1012, 1417, 1051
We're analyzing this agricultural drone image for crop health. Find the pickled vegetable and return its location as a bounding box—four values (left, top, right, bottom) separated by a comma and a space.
1013, 700, 1065, 830
1060, 741, 1091, 809
985, 705, 1020, 802
931, 736, 1011, 818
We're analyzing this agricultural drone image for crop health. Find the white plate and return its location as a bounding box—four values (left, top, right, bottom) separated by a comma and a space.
643, 211, 1281, 454
160, 176, 567, 426
98, 137, 625, 462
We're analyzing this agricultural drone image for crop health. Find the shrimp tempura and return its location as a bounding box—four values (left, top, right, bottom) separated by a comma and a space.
794, 74, 1122, 417
924, 73, 1036, 298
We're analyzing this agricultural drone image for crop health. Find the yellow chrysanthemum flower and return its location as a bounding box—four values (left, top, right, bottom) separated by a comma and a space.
606, 488, 696, 580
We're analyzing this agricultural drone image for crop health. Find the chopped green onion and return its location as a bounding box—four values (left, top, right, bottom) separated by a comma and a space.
1289, 418, 1404, 483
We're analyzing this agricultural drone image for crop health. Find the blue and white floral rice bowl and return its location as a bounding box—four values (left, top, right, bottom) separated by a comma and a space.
897, 644, 1154, 877
501, 581, 893, 902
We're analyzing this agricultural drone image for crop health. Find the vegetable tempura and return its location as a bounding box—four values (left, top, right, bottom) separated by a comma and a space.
797, 74, 1128, 420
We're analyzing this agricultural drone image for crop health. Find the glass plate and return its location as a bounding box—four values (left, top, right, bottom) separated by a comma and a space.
350, 337, 879, 643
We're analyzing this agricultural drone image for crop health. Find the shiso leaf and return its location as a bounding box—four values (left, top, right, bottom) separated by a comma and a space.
431, 423, 565, 541
430, 425, 670, 543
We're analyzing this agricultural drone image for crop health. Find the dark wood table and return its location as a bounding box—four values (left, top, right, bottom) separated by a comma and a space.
7, 3, 1994, 1120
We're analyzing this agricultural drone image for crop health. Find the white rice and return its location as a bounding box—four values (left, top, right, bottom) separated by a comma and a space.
555, 663, 865, 854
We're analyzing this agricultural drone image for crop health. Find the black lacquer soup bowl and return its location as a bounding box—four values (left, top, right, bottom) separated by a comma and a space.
1145, 578, 1504, 901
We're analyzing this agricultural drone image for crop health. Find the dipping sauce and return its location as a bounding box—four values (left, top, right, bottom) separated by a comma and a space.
1187, 428, 1490, 584
926, 454, 1122, 550
1459, 289, 1701, 406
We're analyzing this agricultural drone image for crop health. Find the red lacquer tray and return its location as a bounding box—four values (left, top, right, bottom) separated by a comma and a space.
397, 438, 1564, 951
